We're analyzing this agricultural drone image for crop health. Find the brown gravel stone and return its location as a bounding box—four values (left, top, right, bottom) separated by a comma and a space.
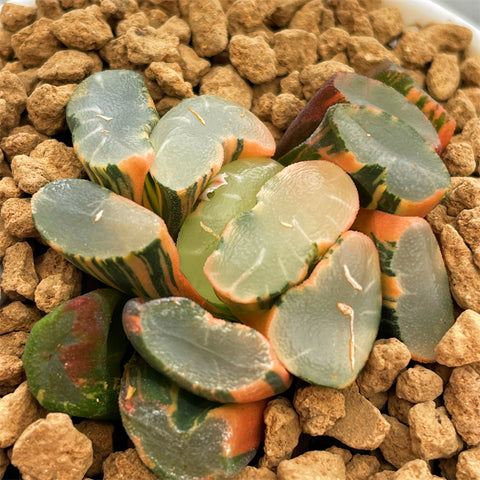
461, 55, 480, 87
289, 0, 335, 36
157, 16, 191, 44
379, 415, 417, 468
272, 28, 318, 76
229, 34, 277, 84
392, 459, 436, 480
326, 384, 390, 450
231, 466, 277, 480
387, 391, 413, 425
115, 11, 149, 37
0, 176, 22, 206
99, 35, 136, 70
346, 35, 399, 74
0, 241, 39, 301
259, 397, 301, 469
443, 177, 480, 216
317, 27, 350, 60
394, 30, 435, 68
52, 5, 114, 51
0, 330, 29, 357
271, 93, 306, 130
145, 61, 194, 98
0, 125, 47, 160
176, 43, 210, 86
76, 420, 115, 477
426, 53, 461, 101
0, 381, 45, 448
10, 18, 63, 67
446, 89, 477, 131
277, 450, 346, 480
225, 0, 275, 36
11, 412, 93, 480
368, 6, 403, 44
357, 338, 411, 397
395, 365, 444, 403
0, 300, 42, 334
409, 401, 463, 460
1, 197, 37, 238
293, 384, 345, 435
456, 445, 480, 480
11, 138, 85, 195
270, 0, 310, 28
442, 141, 476, 177
421, 23, 473, 53
435, 309, 480, 366
0, 218, 18, 260
199, 64, 253, 109
0, 448, 8, 478
345, 453, 380, 479
439, 224, 480, 313
0, 3, 37, 33
125, 27, 179, 65
0, 354, 25, 389
299, 60, 354, 99
444, 363, 480, 445
35, 273, 82, 313
37, 49, 98, 85
189, 0, 228, 57
462, 87, 480, 114
0, 70, 27, 136
26, 83, 77, 136
103, 448, 159, 480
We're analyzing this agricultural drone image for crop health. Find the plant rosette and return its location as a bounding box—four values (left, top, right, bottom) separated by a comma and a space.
29, 65, 456, 480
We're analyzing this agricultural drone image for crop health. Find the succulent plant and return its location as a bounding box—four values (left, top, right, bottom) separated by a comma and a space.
66, 70, 159, 204
122, 296, 291, 403
278, 103, 451, 217
31, 178, 212, 311
119, 354, 267, 480
266, 230, 382, 388
353, 208, 455, 362
27, 66, 455, 480
368, 60, 456, 152
22, 288, 128, 419
275, 71, 441, 159
204, 160, 359, 312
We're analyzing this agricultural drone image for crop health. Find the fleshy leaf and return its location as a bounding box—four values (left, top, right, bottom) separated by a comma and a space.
66, 70, 159, 204
22, 288, 128, 419
266, 231, 382, 388
31, 178, 213, 310
144, 95, 276, 237
279, 104, 451, 217
119, 355, 266, 480
122, 296, 292, 403
369, 60, 456, 152
204, 160, 359, 311
353, 208, 455, 362
177, 157, 282, 312
275, 71, 440, 159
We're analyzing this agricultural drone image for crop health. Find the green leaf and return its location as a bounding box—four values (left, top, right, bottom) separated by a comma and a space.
22, 288, 128, 419
279, 104, 451, 217
276, 71, 441, 159
31, 179, 211, 310
177, 157, 282, 312
144, 95, 276, 237
66, 70, 159, 204
353, 208, 455, 362
122, 296, 291, 403
204, 160, 359, 311
266, 231, 382, 388
119, 355, 267, 480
